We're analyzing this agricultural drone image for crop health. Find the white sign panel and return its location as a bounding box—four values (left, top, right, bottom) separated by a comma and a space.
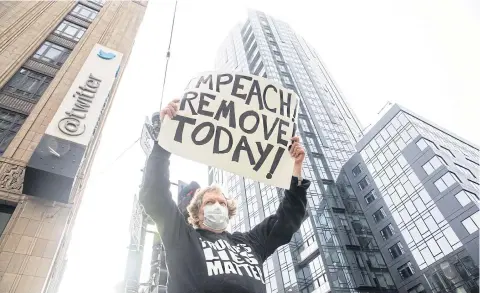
159, 72, 299, 189
46, 43, 123, 146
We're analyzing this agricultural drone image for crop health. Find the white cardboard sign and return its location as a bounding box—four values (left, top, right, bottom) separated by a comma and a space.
158, 72, 299, 189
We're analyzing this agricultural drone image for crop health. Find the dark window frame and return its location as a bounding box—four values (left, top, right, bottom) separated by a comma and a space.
380, 224, 395, 240
373, 207, 386, 223
364, 190, 376, 204
0, 109, 27, 155
358, 176, 370, 191
54, 20, 86, 41
1, 68, 52, 101
388, 242, 405, 259
416, 138, 437, 151
33, 41, 71, 67
352, 163, 362, 177
398, 262, 415, 280
71, 3, 98, 21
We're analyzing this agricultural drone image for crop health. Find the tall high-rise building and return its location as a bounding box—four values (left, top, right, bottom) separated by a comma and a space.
211, 10, 397, 293
341, 104, 479, 293
0, 2, 146, 292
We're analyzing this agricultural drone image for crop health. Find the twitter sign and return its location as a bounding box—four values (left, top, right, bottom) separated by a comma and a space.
46, 43, 123, 146
25, 43, 123, 203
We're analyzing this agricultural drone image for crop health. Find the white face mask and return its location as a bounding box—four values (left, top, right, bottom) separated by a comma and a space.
203, 202, 229, 231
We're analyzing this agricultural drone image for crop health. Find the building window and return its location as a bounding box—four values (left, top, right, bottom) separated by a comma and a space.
0, 109, 27, 155
358, 176, 370, 191
373, 208, 386, 223
89, 0, 105, 5
434, 172, 461, 192
408, 284, 426, 293
364, 190, 376, 204
54, 20, 86, 41
71, 4, 98, 21
1, 68, 52, 101
380, 224, 395, 240
352, 164, 362, 177
455, 190, 478, 207
33, 41, 71, 66
422, 156, 446, 175
455, 163, 476, 179
389, 242, 405, 259
461, 211, 480, 234
398, 262, 415, 280
416, 138, 437, 151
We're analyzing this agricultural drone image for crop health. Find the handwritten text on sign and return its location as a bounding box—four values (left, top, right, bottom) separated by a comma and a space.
158, 72, 299, 189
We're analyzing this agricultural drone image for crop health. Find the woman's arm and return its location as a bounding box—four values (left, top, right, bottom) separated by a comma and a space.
139, 142, 191, 248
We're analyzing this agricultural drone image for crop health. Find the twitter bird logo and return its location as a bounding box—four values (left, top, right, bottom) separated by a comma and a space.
97, 49, 116, 60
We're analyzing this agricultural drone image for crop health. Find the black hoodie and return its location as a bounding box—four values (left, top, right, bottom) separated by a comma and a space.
139, 143, 310, 293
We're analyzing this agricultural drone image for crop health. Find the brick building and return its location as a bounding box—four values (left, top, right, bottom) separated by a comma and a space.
0, 2, 146, 292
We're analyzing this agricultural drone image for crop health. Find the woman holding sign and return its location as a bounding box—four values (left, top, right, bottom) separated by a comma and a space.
140, 99, 310, 293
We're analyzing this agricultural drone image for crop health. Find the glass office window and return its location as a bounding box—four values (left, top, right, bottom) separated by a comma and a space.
422, 156, 446, 175
373, 208, 386, 223
416, 138, 437, 151
352, 164, 362, 177
1, 68, 52, 101
454, 190, 477, 207
434, 172, 460, 192
380, 224, 395, 240
364, 190, 376, 204
461, 211, 480, 234
358, 176, 370, 191
0, 109, 27, 154
398, 262, 415, 280
33, 41, 71, 66
389, 242, 405, 259
71, 4, 98, 21
54, 20, 86, 41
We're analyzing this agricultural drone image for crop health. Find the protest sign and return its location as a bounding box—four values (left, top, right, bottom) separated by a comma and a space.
158, 72, 299, 189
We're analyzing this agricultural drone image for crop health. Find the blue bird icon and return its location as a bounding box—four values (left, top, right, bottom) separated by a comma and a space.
97, 49, 116, 60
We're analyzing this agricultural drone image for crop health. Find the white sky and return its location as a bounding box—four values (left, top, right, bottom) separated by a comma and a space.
58, 1, 480, 292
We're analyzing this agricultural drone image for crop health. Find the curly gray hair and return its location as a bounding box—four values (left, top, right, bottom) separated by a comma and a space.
186, 185, 237, 228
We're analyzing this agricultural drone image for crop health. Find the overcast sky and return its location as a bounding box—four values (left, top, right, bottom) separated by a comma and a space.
58, 1, 480, 292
